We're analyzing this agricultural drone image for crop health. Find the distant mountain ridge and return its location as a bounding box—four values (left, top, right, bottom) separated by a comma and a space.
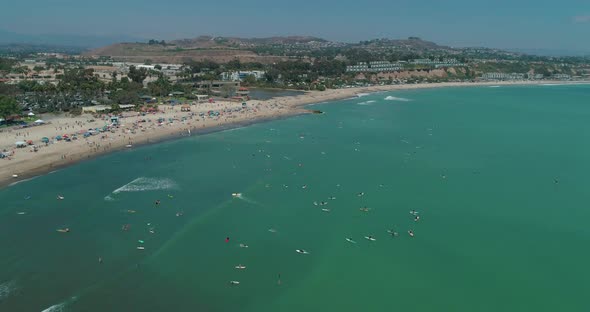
0, 29, 145, 49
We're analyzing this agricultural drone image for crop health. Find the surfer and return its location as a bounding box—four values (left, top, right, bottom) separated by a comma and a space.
408, 230, 415, 237
387, 229, 399, 237
357, 192, 365, 197
365, 235, 376, 241
57, 195, 64, 200
328, 196, 336, 200
296, 249, 309, 254
239, 243, 249, 248
225, 237, 230, 243
414, 215, 420, 222
229, 281, 240, 286
235, 264, 246, 270
346, 238, 357, 244
155, 200, 160, 205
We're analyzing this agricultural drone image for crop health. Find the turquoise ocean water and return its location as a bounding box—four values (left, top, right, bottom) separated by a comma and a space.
1, 84, 590, 311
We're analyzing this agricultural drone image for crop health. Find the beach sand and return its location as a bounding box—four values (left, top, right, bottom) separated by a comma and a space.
0, 80, 584, 187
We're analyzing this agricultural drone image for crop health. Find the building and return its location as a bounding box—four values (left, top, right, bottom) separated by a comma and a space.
481, 73, 526, 80
552, 74, 571, 80
410, 58, 463, 68
346, 61, 402, 73
221, 71, 266, 81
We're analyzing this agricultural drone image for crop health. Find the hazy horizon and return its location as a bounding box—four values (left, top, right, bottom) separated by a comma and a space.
1, 0, 589, 54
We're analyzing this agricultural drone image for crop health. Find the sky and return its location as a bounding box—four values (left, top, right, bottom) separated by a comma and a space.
1, 0, 590, 52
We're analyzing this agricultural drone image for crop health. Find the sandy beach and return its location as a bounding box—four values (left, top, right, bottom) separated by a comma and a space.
0, 80, 585, 187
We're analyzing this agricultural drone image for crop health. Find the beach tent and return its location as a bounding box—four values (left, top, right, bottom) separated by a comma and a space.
41, 137, 49, 143
34, 119, 44, 124
55, 135, 63, 141
15, 141, 26, 147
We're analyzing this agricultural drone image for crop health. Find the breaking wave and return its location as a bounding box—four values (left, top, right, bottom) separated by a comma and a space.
357, 100, 376, 105
41, 297, 77, 312
105, 177, 178, 200
384, 96, 411, 102
0, 280, 16, 301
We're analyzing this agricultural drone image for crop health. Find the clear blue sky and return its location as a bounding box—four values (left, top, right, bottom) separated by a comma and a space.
1, 0, 589, 52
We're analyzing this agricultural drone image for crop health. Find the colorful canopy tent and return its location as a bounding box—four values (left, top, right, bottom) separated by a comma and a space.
41, 137, 49, 143
15, 141, 26, 147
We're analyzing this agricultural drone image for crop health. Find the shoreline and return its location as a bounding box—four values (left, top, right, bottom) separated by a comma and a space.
1, 80, 587, 189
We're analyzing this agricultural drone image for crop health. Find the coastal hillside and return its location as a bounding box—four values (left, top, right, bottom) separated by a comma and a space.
84, 36, 457, 63
84, 41, 288, 64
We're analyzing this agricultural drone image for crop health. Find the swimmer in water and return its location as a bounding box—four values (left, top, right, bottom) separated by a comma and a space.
387, 229, 399, 237
155, 200, 160, 205
357, 192, 365, 197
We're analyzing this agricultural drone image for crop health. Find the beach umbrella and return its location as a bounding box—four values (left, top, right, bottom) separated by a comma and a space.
41, 137, 49, 143
35, 119, 44, 124
56, 135, 62, 141
28, 112, 35, 116
26, 140, 33, 145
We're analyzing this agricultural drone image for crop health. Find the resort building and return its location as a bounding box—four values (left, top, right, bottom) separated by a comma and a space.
221, 71, 266, 81
481, 73, 526, 80
552, 74, 571, 80
346, 61, 402, 73
410, 58, 463, 68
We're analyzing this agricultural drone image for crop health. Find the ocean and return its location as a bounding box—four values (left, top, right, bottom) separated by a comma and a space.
1, 84, 590, 311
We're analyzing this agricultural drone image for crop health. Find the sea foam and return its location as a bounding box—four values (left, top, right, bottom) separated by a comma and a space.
384, 96, 411, 102
105, 177, 179, 200
0, 280, 16, 301
41, 297, 77, 312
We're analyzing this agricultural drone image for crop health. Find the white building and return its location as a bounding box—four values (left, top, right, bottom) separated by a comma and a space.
481, 73, 526, 80
221, 70, 266, 81
346, 61, 402, 73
